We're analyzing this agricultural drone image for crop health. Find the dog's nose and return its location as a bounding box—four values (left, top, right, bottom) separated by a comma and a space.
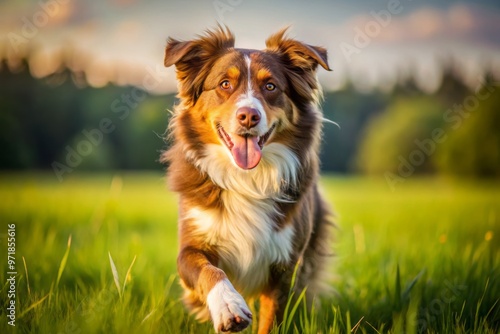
236, 107, 261, 129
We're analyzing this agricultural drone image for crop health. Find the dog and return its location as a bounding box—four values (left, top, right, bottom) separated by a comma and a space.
162, 26, 333, 333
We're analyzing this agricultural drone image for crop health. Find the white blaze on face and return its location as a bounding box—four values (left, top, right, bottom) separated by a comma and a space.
245, 55, 252, 96
228, 55, 268, 170
235, 56, 266, 120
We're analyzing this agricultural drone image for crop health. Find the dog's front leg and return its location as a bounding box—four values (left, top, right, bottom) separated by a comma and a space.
258, 263, 301, 334
258, 285, 290, 334
177, 246, 252, 332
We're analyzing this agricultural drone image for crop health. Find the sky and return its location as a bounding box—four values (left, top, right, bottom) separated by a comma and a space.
1, 0, 500, 94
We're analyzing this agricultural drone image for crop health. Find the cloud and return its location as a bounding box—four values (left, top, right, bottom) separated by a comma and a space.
341, 4, 500, 47
1, 1, 499, 93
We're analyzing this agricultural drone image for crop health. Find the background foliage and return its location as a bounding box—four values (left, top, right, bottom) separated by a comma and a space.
1, 57, 499, 180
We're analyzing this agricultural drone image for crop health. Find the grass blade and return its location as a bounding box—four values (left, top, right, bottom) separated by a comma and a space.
287, 288, 307, 330
141, 309, 157, 325
55, 235, 72, 290
394, 264, 402, 310
346, 310, 352, 333
108, 252, 122, 299
289, 258, 302, 291
351, 316, 364, 333
122, 255, 137, 296
18, 294, 49, 319
402, 269, 425, 303
281, 287, 307, 334
281, 259, 303, 333
22, 256, 31, 298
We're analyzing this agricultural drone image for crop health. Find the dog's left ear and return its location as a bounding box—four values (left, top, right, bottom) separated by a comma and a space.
265, 28, 331, 72
266, 28, 331, 101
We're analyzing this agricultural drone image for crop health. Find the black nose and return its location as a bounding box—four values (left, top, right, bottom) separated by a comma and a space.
236, 107, 261, 129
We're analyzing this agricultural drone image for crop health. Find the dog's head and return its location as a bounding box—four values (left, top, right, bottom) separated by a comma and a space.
164, 26, 330, 171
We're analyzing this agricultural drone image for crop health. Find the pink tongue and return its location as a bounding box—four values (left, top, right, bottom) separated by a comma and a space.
231, 135, 262, 170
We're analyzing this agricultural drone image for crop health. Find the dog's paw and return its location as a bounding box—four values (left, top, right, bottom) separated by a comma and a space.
207, 279, 252, 333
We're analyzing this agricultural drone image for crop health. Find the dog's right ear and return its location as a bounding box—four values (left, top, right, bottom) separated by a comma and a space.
164, 38, 204, 106
164, 39, 196, 68
164, 27, 235, 106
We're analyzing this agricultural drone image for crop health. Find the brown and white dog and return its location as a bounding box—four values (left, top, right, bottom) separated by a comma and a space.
162, 27, 333, 333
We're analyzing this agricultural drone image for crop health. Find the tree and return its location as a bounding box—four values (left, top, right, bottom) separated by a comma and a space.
355, 96, 445, 175
435, 83, 500, 177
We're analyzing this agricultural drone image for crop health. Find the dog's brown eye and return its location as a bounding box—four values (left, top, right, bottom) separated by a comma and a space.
220, 80, 232, 90
265, 83, 276, 91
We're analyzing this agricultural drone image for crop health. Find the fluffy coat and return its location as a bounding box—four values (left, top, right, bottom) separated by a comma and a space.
162, 26, 333, 333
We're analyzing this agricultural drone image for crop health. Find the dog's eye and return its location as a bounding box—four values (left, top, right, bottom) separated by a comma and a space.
220, 80, 232, 90
265, 83, 276, 91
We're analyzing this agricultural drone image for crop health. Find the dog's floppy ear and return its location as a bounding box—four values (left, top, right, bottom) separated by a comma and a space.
265, 28, 331, 72
265, 28, 331, 101
164, 39, 196, 68
165, 26, 235, 105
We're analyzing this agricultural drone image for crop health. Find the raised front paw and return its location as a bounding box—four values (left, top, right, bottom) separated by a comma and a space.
207, 279, 252, 333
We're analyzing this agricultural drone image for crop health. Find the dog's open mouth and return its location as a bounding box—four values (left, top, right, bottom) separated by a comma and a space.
216, 123, 276, 170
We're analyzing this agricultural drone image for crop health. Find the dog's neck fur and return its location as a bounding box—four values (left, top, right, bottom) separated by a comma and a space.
194, 143, 299, 200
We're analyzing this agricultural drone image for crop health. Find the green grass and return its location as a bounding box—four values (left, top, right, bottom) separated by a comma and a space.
0, 172, 499, 333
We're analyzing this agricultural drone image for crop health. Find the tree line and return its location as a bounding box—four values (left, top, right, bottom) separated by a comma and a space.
1, 57, 498, 179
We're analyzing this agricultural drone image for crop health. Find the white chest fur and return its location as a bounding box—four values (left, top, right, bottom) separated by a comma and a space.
186, 195, 295, 296
185, 142, 299, 295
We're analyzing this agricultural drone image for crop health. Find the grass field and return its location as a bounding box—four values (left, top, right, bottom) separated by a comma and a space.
0, 172, 499, 333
